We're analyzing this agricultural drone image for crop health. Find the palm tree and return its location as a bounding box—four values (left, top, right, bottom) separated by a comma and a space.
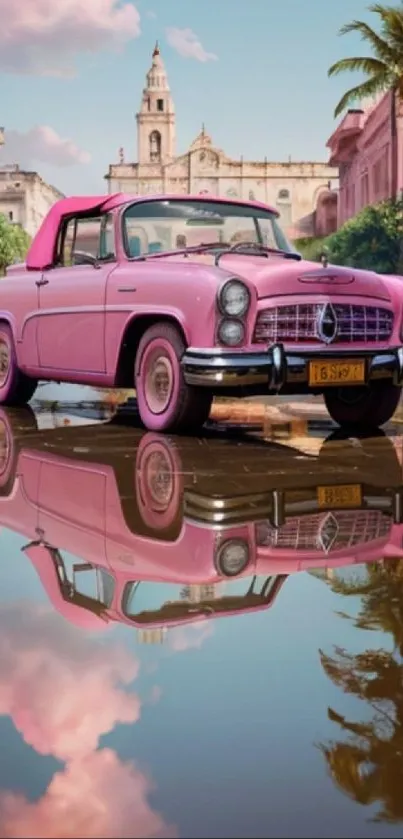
318, 559, 403, 821
328, 3, 403, 199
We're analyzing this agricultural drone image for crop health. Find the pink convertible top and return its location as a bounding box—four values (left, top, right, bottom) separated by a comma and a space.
25, 193, 129, 271
26, 192, 279, 271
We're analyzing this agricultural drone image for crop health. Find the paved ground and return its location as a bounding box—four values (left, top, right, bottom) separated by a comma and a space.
30, 383, 403, 439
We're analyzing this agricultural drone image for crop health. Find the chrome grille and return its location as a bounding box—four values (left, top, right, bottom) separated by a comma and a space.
256, 510, 391, 554
253, 303, 394, 344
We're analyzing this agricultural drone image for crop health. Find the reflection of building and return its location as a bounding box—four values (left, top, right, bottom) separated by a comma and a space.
0, 162, 64, 236
327, 91, 402, 227
105, 43, 338, 236
137, 628, 166, 645
180, 584, 216, 603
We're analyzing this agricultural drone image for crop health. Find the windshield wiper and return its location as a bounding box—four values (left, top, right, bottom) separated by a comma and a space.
214, 241, 301, 266
131, 240, 301, 264
131, 242, 231, 262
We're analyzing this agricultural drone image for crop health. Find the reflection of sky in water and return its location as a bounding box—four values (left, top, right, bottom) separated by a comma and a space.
0, 522, 401, 838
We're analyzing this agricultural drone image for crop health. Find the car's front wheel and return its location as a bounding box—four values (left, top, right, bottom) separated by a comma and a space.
134, 322, 212, 433
0, 324, 37, 406
324, 380, 401, 429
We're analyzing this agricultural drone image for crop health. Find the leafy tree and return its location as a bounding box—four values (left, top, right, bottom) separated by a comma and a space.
319, 559, 403, 822
328, 3, 403, 197
0, 214, 31, 275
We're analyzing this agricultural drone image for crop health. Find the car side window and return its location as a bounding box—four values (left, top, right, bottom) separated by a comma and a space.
59, 214, 116, 267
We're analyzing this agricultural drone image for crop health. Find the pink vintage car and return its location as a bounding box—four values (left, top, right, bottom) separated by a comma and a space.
1, 408, 402, 633
11, 429, 403, 640
3, 191, 403, 432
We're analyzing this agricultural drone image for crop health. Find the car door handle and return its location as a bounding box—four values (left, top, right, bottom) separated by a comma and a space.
35, 278, 49, 287
118, 286, 136, 292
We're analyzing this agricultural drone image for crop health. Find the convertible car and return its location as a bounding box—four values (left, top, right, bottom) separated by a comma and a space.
2, 191, 403, 432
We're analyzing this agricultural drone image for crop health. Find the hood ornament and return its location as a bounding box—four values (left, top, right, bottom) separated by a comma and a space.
317, 512, 339, 554
320, 250, 329, 268
316, 302, 338, 344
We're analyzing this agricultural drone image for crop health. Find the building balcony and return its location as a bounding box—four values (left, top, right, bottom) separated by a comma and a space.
327, 109, 365, 165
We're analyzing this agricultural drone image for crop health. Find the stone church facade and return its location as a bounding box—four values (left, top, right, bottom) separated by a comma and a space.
105, 44, 338, 237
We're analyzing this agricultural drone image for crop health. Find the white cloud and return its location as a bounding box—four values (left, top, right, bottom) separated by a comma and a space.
0, 126, 91, 168
146, 10, 157, 19
0, 0, 141, 76
166, 27, 217, 62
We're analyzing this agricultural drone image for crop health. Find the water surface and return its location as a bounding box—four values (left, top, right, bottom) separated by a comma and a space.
1, 400, 402, 838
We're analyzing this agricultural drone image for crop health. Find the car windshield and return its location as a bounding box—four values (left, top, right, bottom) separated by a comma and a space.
122, 198, 293, 259
121, 575, 283, 624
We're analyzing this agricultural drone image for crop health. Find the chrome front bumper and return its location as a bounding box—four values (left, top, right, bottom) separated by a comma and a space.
184, 487, 402, 527
181, 343, 403, 390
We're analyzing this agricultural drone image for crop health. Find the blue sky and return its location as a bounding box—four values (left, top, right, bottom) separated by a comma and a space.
0, 0, 390, 194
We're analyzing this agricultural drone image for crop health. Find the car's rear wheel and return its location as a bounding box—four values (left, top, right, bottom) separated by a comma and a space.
134, 322, 212, 432
0, 324, 37, 406
324, 381, 401, 428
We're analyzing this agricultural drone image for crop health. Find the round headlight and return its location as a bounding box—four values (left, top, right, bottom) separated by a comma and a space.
215, 538, 250, 577
218, 279, 250, 317
217, 318, 245, 347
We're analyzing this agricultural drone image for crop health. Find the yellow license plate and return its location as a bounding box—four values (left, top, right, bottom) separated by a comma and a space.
309, 359, 365, 387
317, 484, 362, 508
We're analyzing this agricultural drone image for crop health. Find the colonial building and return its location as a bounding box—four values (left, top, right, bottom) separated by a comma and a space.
105, 43, 339, 237
327, 91, 403, 228
0, 161, 64, 237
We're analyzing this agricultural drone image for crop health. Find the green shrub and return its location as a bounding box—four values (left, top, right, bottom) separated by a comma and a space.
293, 236, 327, 262
325, 199, 403, 274
0, 215, 31, 275
294, 200, 403, 274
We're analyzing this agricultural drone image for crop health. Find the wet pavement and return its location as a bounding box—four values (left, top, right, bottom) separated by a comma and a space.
2, 390, 403, 838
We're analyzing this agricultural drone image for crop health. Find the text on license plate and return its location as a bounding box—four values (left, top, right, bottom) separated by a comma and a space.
317, 484, 362, 508
309, 359, 365, 386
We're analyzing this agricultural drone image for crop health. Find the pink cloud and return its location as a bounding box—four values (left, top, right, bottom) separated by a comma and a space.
1, 126, 91, 168
0, 0, 141, 76
0, 602, 141, 761
0, 749, 177, 838
165, 27, 217, 62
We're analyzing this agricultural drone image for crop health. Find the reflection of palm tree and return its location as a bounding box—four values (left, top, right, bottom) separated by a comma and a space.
319, 559, 403, 822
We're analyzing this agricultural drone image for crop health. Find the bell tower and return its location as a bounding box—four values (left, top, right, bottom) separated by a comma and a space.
136, 42, 176, 165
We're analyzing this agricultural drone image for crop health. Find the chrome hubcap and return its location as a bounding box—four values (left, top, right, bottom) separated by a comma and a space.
146, 451, 173, 508
145, 354, 173, 414
0, 340, 10, 387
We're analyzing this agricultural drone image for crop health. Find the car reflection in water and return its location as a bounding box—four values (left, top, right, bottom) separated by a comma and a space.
0, 406, 402, 638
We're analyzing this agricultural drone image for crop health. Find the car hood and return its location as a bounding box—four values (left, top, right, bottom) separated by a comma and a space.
221, 255, 393, 302
171, 253, 393, 303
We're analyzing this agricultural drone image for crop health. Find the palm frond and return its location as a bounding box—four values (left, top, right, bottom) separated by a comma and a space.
369, 4, 403, 51
333, 75, 390, 117
338, 19, 397, 62
328, 56, 389, 77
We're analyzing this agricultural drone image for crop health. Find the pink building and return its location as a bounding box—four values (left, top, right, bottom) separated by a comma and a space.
327, 90, 403, 227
